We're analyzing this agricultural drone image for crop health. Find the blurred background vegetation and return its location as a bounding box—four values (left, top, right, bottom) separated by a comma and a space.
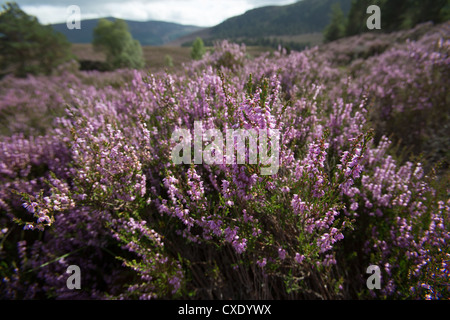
324, 0, 450, 42
1, 0, 449, 76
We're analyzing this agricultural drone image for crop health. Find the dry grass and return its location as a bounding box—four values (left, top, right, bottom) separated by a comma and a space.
70, 43, 273, 73
267, 32, 324, 47
245, 46, 274, 57
71, 43, 192, 72
142, 46, 192, 71
71, 43, 106, 61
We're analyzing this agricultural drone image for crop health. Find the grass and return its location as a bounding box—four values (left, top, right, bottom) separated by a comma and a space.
70, 43, 106, 62
71, 44, 276, 73
267, 32, 323, 47
142, 46, 192, 71
71, 43, 192, 71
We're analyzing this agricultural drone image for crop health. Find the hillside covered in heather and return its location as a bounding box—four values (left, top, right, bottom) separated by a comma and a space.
0, 20, 449, 300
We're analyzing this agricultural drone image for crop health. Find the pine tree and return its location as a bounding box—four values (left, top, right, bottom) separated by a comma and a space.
406, 0, 450, 27
190, 37, 206, 60
323, 3, 347, 43
345, 0, 368, 36
0, 2, 73, 77
164, 54, 174, 67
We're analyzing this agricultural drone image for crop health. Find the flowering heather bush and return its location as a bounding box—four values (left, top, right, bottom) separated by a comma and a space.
0, 65, 135, 136
0, 22, 449, 300
319, 22, 450, 167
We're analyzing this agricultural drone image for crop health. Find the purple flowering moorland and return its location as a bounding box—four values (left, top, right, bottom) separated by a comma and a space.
0, 22, 449, 300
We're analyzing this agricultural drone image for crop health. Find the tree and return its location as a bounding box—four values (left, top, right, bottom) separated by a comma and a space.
93, 18, 145, 70
191, 37, 206, 60
405, 0, 450, 28
380, 0, 410, 31
164, 54, 174, 67
323, 3, 347, 43
0, 2, 73, 77
346, 0, 369, 36
345, 0, 450, 36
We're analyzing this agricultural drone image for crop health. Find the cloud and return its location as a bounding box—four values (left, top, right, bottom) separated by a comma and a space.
1, 0, 298, 26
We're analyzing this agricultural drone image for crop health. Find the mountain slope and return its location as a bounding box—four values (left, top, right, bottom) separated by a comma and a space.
52, 18, 204, 45
210, 0, 352, 38
169, 0, 352, 46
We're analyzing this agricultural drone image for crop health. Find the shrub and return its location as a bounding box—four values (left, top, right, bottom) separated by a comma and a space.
0, 23, 448, 300
191, 37, 206, 60
93, 19, 145, 70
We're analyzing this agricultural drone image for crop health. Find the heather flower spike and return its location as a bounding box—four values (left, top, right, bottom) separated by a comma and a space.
0, 21, 448, 300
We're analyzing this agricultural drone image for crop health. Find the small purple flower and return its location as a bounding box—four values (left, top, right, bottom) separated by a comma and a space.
23, 224, 34, 230
257, 258, 267, 268
232, 238, 247, 254
350, 202, 359, 211
278, 248, 286, 260
295, 253, 305, 264
281, 186, 290, 193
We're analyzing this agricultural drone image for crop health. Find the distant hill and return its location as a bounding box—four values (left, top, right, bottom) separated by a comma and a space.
211, 0, 351, 38
169, 0, 352, 47
51, 18, 205, 45
54, 0, 353, 47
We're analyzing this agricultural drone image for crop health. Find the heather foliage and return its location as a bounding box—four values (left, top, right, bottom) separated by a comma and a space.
0, 22, 449, 300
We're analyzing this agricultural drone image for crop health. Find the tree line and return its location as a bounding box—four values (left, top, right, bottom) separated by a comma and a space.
0, 2, 146, 77
0, 2, 209, 77
324, 0, 450, 42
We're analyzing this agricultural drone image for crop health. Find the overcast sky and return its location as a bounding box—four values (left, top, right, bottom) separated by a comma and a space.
2, 0, 299, 26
